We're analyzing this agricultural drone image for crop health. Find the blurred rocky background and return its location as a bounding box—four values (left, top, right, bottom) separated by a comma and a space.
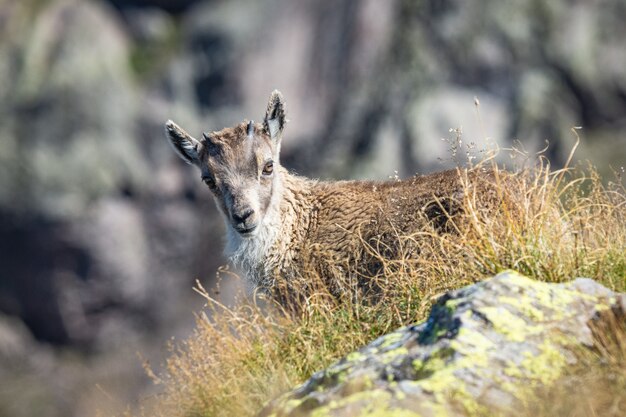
0, 0, 624, 415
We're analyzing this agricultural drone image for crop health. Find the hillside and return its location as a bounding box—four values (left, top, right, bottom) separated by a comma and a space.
128, 159, 626, 417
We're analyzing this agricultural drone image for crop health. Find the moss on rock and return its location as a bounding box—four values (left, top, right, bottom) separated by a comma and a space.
260, 271, 625, 417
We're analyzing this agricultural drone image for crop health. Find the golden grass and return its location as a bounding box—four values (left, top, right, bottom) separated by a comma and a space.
127, 149, 626, 417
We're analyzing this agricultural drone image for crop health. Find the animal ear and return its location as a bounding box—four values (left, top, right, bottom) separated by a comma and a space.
165, 120, 202, 165
263, 90, 287, 141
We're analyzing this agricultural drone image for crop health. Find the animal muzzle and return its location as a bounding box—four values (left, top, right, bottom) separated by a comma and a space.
231, 208, 258, 236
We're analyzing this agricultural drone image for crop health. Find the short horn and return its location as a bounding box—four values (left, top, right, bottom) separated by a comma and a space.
247, 120, 254, 138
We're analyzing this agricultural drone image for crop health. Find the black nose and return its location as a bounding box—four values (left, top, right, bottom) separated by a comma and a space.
232, 209, 254, 224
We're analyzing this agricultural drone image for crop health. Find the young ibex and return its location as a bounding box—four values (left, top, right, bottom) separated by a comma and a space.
166, 91, 505, 291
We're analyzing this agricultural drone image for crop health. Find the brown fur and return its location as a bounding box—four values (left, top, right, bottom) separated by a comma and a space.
265, 167, 503, 290
165, 91, 508, 293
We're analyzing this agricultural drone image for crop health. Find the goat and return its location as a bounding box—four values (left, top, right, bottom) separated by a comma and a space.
165, 91, 507, 292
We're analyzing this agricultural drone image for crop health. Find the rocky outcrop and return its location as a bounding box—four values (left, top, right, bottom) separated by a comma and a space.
0, 0, 224, 347
0, 0, 141, 215
261, 271, 625, 417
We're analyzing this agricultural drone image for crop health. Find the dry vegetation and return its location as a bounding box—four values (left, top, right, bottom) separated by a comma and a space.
124, 140, 626, 417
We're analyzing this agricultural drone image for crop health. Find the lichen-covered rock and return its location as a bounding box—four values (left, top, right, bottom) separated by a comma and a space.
261, 271, 625, 417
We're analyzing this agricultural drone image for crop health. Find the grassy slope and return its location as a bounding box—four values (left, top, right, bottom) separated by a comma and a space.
125, 155, 626, 417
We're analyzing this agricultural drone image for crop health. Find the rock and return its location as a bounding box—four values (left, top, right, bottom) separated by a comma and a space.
261, 271, 625, 417
0, 0, 144, 218
0, 0, 221, 348
1, 0, 625, 413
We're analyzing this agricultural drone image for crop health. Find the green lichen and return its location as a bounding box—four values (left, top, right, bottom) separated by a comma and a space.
519, 341, 568, 385
378, 332, 406, 349
379, 347, 409, 364
499, 271, 595, 310
412, 345, 487, 410
421, 355, 447, 375
407, 374, 485, 417
503, 360, 524, 378
498, 295, 546, 321
342, 375, 374, 392
418, 368, 460, 399
323, 364, 351, 387
412, 347, 455, 378
268, 271, 619, 417
448, 385, 492, 417
346, 351, 366, 362
452, 327, 495, 352
310, 389, 421, 417
479, 305, 542, 342
444, 297, 464, 311
308, 389, 421, 417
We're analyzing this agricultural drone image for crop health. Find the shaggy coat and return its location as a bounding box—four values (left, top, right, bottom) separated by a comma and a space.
165, 91, 506, 291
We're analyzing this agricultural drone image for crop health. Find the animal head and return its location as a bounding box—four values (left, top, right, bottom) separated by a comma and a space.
165, 90, 287, 238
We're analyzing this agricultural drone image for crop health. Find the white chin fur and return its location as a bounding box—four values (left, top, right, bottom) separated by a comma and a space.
223, 177, 284, 287
239, 229, 258, 238
224, 211, 278, 286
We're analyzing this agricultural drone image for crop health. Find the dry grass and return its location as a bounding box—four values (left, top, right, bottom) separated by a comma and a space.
126, 147, 626, 417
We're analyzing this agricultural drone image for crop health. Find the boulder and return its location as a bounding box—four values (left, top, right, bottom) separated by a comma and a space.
0, 0, 143, 217
261, 271, 625, 417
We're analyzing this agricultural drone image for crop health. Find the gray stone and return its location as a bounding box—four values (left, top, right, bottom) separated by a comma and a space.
0, 0, 143, 217
261, 271, 624, 417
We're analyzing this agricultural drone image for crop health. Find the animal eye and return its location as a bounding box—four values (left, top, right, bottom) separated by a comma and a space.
262, 161, 274, 176
202, 176, 216, 188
